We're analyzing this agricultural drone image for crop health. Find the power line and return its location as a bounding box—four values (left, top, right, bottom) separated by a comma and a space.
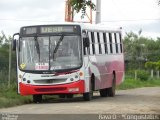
100, 18, 160, 22
0, 19, 59, 22
0, 18, 160, 23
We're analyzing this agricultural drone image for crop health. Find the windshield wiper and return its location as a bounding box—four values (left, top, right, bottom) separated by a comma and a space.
52, 35, 64, 60
34, 36, 40, 61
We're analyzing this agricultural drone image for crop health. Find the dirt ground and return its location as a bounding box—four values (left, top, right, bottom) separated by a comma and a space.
0, 87, 159, 114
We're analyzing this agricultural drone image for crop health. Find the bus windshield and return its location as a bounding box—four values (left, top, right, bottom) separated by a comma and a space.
19, 35, 82, 71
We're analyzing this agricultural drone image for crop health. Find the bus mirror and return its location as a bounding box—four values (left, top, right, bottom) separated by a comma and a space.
12, 39, 16, 51
83, 37, 90, 48
12, 33, 19, 51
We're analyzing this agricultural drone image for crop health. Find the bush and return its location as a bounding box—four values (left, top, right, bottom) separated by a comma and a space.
136, 70, 149, 81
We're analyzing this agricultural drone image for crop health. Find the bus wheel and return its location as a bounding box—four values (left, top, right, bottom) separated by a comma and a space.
33, 95, 42, 103
83, 81, 93, 101
59, 94, 66, 98
99, 88, 107, 97
66, 94, 73, 98
107, 73, 116, 97
83, 91, 93, 101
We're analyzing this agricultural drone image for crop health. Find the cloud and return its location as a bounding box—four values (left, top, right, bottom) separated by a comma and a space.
0, 0, 65, 35
0, 0, 160, 39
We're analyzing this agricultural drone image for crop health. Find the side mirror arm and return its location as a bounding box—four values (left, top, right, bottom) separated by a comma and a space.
12, 33, 19, 51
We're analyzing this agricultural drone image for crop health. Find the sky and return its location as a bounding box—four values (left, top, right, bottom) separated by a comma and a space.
0, 0, 160, 39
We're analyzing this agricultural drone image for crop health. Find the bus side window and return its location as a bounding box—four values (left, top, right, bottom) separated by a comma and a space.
109, 33, 113, 54
114, 33, 119, 53
91, 32, 95, 54
103, 32, 108, 54
111, 33, 116, 54
116, 33, 121, 53
119, 33, 123, 53
99, 32, 105, 54
83, 30, 87, 55
94, 32, 99, 55
97, 32, 102, 54
88, 32, 92, 55
106, 33, 110, 54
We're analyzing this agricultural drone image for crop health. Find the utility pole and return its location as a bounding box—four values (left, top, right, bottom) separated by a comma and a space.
64, 0, 93, 23
95, 0, 101, 24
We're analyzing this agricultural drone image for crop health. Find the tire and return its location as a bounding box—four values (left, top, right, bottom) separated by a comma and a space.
59, 94, 66, 98
66, 94, 73, 98
83, 91, 93, 101
99, 88, 107, 97
107, 73, 116, 97
33, 95, 42, 103
83, 77, 94, 101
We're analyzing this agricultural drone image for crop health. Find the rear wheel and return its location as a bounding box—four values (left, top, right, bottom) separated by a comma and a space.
107, 73, 116, 97
99, 88, 107, 97
33, 95, 42, 103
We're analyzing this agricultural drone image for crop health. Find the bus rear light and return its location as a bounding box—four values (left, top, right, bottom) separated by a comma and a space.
68, 88, 79, 92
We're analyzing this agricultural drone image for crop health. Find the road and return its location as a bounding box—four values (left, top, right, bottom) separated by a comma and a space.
0, 87, 160, 114
0, 87, 159, 115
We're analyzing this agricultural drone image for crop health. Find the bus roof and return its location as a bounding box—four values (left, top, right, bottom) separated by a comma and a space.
20, 22, 122, 33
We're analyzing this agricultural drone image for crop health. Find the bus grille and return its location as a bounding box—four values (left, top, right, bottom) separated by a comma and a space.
33, 79, 66, 84
35, 87, 67, 92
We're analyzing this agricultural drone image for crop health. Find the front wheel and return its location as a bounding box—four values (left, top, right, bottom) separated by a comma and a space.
66, 94, 73, 98
83, 80, 93, 101
33, 95, 42, 103
83, 91, 93, 101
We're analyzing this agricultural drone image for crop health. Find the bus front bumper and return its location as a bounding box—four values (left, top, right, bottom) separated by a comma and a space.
19, 80, 85, 96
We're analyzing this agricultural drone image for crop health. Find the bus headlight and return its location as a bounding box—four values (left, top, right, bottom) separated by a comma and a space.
75, 75, 79, 79
70, 78, 74, 81
27, 80, 31, 83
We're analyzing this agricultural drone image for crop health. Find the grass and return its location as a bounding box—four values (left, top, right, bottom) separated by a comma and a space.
117, 76, 160, 90
0, 76, 160, 108
0, 85, 32, 108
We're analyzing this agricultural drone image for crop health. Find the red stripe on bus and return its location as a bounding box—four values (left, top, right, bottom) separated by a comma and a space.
19, 80, 85, 95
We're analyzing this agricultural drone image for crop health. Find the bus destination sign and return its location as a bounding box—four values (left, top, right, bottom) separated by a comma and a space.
40, 26, 77, 34
21, 25, 80, 35
23, 27, 37, 34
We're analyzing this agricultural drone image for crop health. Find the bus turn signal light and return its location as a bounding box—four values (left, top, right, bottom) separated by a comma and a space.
79, 72, 83, 77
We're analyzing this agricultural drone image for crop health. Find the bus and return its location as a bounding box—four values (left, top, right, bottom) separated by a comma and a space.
12, 23, 124, 103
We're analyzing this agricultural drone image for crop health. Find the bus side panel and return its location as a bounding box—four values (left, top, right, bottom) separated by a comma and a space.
88, 54, 124, 90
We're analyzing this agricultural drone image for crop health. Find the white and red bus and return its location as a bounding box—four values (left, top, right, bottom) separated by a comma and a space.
12, 23, 124, 102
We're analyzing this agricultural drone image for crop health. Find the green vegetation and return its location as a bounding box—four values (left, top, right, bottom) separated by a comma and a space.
117, 76, 160, 90
0, 76, 160, 108
70, 0, 96, 18
0, 85, 32, 108
1, 31, 160, 108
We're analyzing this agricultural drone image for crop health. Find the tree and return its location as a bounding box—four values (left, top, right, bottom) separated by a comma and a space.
69, 0, 96, 18
124, 31, 160, 70
145, 61, 156, 78
0, 32, 16, 70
